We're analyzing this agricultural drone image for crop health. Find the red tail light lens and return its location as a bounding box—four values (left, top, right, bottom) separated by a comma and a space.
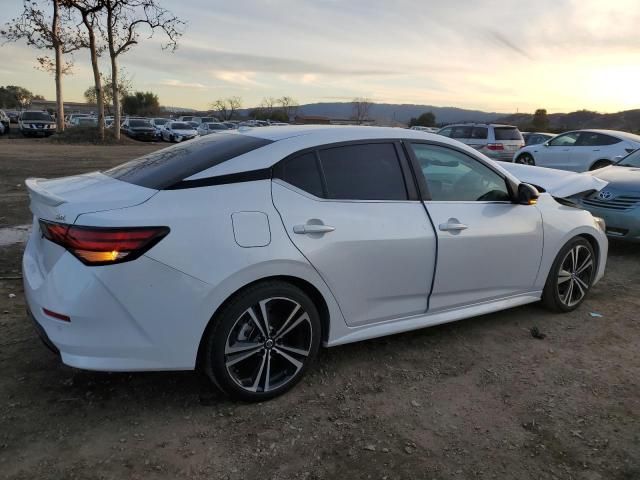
39, 220, 169, 266
486, 143, 504, 151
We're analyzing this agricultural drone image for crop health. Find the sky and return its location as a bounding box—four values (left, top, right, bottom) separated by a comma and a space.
1, 0, 640, 114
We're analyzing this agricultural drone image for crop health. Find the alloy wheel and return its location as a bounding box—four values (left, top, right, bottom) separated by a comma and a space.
556, 244, 594, 307
224, 297, 313, 393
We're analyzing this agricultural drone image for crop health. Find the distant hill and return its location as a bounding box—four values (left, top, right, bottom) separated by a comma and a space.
495, 109, 640, 133
237, 102, 507, 125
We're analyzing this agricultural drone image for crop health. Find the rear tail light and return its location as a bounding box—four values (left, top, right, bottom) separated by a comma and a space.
486, 143, 504, 151
39, 220, 169, 266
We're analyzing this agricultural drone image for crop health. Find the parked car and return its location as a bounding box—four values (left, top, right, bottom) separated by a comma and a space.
222, 121, 237, 129
437, 124, 524, 162
23, 126, 607, 401
150, 117, 170, 137
121, 118, 157, 141
197, 122, 228, 136
177, 115, 196, 123
19, 110, 56, 137
161, 121, 198, 142
65, 114, 92, 127
0, 109, 10, 133
522, 132, 555, 146
7, 111, 20, 123
410, 126, 439, 133
187, 121, 200, 131
514, 129, 640, 171
571, 150, 640, 241
198, 116, 219, 124
70, 117, 98, 127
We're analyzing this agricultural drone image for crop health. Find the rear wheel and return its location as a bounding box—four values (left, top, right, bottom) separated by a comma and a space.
202, 281, 321, 401
515, 153, 535, 165
590, 160, 611, 170
542, 237, 595, 312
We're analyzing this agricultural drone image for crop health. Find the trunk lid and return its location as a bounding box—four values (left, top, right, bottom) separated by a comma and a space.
26, 171, 158, 223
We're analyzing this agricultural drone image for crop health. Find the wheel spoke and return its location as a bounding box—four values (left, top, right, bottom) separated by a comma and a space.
273, 347, 304, 370
577, 257, 593, 274
273, 303, 301, 339
259, 299, 272, 336
225, 341, 262, 354
278, 344, 310, 357
569, 248, 577, 271
562, 280, 574, 305
558, 269, 572, 284
575, 276, 589, 292
264, 351, 272, 391
275, 312, 310, 340
573, 278, 586, 299
249, 351, 267, 392
246, 306, 267, 339
226, 345, 263, 367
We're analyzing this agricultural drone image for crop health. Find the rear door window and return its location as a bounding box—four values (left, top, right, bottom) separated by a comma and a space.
471, 127, 488, 139
493, 127, 522, 141
105, 134, 272, 189
318, 143, 408, 200
576, 132, 621, 146
451, 126, 472, 139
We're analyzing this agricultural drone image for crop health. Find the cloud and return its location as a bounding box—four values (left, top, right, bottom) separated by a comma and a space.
212, 71, 260, 87
159, 79, 208, 89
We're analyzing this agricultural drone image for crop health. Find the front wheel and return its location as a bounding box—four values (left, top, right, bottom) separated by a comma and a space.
515, 153, 535, 165
201, 281, 321, 401
542, 237, 596, 312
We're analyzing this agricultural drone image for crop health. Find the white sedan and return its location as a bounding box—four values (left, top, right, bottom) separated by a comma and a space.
514, 129, 640, 172
23, 126, 607, 401
160, 121, 198, 142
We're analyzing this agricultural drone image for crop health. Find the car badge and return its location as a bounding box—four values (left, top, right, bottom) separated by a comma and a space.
598, 190, 613, 200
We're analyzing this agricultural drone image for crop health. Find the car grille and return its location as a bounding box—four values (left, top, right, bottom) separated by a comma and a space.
582, 195, 640, 211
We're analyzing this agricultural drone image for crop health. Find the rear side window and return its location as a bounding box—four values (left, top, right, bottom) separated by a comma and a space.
280, 152, 324, 198
319, 143, 407, 200
105, 133, 272, 189
471, 127, 488, 139
451, 126, 472, 139
494, 127, 522, 141
577, 132, 621, 146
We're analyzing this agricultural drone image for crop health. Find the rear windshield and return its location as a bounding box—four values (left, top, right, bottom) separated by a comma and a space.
494, 127, 522, 141
130, 120, 151, 127
22, 112, 52, 121
105, 133, 273, 189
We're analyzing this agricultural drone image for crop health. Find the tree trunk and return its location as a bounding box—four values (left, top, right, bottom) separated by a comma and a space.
52, 0, 64, 132
84, 15, 104, 141
106, 5, 120, 140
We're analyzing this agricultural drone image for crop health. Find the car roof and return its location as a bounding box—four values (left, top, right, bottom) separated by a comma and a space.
439, 123, 517, 128
237, 125, 446, 142
570, 129, 640, 142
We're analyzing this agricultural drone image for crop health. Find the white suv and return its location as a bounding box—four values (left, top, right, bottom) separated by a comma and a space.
437, 123, 524, 162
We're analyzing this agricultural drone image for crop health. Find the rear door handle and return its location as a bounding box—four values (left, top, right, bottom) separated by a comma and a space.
439, 222, 468, 232
293, 224, 336, 234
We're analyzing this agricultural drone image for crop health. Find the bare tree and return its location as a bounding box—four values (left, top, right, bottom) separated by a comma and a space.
83, 70, 131, 114
64, 0, 106, 140
211, 96, 242, 121
2, 0, 82, 132
278, 96, 298, 120
103, 0, 183, 139
260, 96, 277, 115
351, 97, 373, 124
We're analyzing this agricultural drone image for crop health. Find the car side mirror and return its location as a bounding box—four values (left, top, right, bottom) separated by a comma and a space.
517, 183, 540, 205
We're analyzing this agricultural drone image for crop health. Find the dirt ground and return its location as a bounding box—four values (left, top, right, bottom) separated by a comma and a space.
0, 137, 638, 480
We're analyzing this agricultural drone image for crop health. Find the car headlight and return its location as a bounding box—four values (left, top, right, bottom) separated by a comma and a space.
593, 216, 606, 232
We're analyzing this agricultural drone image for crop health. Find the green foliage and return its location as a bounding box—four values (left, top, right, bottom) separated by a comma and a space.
531, 109, 549, 130
408, 111, 436, 127
122, 91, 160, 116
0, 85, 36, 108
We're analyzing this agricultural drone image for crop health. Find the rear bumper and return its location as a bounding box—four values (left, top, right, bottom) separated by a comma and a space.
22, 230, 212, 372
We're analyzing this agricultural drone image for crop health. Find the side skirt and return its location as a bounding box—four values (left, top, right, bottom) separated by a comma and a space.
325, 292, 542, 347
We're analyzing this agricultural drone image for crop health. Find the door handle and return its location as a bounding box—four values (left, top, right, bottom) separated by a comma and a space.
439, 222, 468, 232
293, 224, 336, 234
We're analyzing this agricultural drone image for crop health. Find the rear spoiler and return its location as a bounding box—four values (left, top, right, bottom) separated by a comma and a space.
25, 178, 67, 207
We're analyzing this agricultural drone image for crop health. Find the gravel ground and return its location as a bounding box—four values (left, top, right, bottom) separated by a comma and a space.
0, 137, 638, 480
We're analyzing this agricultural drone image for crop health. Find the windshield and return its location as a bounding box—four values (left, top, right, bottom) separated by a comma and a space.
170, 122, 191, 129
22, 112, 52, 121
130, 120, 152, 127
617, 149, 640, 167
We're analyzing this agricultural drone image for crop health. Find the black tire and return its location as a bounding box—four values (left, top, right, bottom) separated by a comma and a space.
542, 237, 596, 313
201, 280, 321, 401
590, 160, 611, 171
515, 153, 535, 165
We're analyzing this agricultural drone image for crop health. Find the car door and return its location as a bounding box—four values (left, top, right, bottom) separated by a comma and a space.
272, 142, 437, 327
571, 132, 622, 171
533, 132, 580, 170
408, 142, 543, 312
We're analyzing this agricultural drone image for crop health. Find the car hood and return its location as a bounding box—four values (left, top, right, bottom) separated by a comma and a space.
586, 165, 640, 190
500, 162, 608, 197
